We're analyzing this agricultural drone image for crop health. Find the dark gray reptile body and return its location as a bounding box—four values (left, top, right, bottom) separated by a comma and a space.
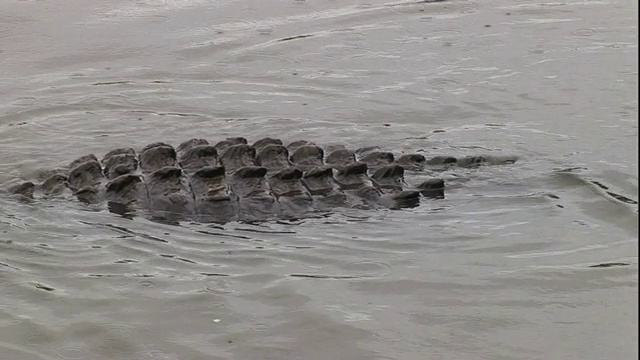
7, 137, 517, 223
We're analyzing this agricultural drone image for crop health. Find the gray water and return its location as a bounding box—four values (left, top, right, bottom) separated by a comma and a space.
0, 0, 637, 359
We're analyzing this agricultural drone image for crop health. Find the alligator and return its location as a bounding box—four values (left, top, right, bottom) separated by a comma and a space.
5, 137, 518, 224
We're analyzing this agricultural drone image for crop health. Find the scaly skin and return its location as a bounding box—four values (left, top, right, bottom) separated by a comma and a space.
6, 137, 518, 223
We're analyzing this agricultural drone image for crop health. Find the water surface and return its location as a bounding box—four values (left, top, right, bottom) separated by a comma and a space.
0, 0, 637, 359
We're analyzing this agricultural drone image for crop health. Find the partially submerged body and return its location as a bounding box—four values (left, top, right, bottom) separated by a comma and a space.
6, 136, 517, 224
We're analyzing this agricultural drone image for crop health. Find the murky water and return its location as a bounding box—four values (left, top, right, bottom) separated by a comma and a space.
1, 0, 637, 359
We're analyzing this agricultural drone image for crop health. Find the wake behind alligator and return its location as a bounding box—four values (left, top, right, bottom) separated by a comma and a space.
6, 137, 518, 224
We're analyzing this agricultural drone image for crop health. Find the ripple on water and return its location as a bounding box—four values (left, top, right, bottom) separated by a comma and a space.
141, 350, 173, 360
251, 323, 272, 332
0, 342, 54, 360
55, 346, 88, 360
139, 280, 155, 288
203, 278, 239, 295
289, 260, 392, 279
572, 28, 597, 37
0, 0, 637, 359
206, 302, 226, 310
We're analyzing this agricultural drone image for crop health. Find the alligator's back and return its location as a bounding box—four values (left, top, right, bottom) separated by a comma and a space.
6, 137, 518, 224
